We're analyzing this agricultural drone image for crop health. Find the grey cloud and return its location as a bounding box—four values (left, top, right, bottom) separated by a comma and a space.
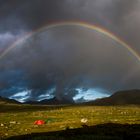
0, 25, 140, 101
0, 0, 140, 101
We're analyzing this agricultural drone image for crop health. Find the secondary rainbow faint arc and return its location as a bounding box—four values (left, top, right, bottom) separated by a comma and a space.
0, 21, 140, 62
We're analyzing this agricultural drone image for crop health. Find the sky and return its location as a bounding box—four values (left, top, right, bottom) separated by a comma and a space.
0, 0, 140, 102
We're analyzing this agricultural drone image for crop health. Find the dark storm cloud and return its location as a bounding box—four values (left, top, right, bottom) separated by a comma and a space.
0, 0, 137, 31
0, 0, 139, 49
0, 0, 139, 44
0, 0, 67, 32
0, 0, 140, 101
0, 26, 140, 101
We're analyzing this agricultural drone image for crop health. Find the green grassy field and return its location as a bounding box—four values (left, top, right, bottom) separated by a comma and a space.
0, 104, 140, 140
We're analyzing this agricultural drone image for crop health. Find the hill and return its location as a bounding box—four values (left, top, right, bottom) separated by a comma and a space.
24, 97, 73, 105
0, 96, 20, 104
1, 89, 140, 105
86, 89, 140, 105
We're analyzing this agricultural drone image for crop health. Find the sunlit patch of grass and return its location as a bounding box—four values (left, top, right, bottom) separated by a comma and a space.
0, 105, 140, 139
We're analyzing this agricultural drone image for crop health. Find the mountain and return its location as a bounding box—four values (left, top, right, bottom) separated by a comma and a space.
24, 97, 73, 105
39, 97, 70, 105
0, 96, 20, 104
23, 100, 39, 105
86, 89, 140, 105
2, 89, 139, 105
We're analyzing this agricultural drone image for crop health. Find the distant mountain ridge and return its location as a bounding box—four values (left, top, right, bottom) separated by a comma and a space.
24, 97, 73, 105
0, 96, 20, 104
1, 89, 140, 105
86, 89, 140, 105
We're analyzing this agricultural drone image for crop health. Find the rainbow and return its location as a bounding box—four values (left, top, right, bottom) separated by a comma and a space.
0, 21, 140, 62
